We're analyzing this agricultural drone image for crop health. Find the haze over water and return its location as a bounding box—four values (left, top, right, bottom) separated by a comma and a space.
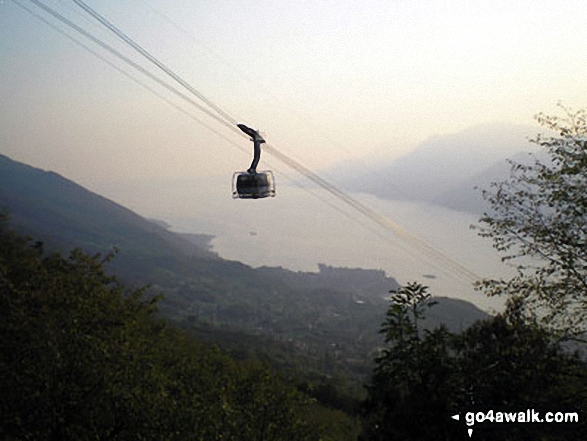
95, 178, 509, 313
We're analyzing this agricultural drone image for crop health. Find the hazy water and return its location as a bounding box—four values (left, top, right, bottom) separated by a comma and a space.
127, 180, 512, 313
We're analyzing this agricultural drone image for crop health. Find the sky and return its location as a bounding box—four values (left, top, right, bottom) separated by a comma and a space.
1, 0, 587, 187
2, 0, 586, 304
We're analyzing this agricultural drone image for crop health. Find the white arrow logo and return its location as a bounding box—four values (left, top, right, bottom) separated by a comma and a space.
451, 414, 473, 437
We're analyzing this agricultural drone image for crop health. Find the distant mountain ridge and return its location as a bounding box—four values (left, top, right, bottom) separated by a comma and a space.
325, 123, 538, 214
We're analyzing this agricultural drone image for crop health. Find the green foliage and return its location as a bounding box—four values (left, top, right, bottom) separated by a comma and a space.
0, 218, 344, 440
451, 310, 587, 440
363, 283, 459, 440
379, 282, 437, 344
361, 282, 587, 441
476, 105, 587, 340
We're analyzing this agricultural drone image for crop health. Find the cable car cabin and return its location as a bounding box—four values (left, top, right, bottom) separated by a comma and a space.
232, 170, 275, 199
233, 123, 276, 199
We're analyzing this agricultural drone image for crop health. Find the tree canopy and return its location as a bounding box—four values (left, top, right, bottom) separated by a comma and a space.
361, 283, 587, 441
475, 106, 587, 340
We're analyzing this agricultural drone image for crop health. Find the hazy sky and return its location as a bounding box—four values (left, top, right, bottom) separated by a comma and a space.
1, 0, 587, 187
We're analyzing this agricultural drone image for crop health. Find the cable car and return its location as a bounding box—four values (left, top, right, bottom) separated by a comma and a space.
232, 124, 276, 199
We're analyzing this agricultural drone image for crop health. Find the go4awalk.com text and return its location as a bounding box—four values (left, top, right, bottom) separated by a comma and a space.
451, 409, 580, 438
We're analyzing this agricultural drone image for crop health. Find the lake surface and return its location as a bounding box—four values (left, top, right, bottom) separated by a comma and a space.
124, 180, 512, 313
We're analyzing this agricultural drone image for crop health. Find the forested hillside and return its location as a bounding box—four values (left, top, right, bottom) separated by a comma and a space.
0, 218, 357, 440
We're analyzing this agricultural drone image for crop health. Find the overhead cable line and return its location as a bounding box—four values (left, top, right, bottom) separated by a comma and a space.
265, 145, 480, 282
16, 0, 397, 254
14, 0, 252, 158
73, 0, 239, 128
21, 0, 480, 284
15, 0, 380, 227
23, 0, 240, 137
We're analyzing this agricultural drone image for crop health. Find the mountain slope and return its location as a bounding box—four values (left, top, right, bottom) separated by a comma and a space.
0, 154, 216, 260
432, 149, 549, 214
431, 156, 513, 215
325, 123, 536, 212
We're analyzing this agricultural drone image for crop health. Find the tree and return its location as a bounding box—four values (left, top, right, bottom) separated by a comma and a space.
361, 282, 587, 441
0, 214, 171, 440
453, 307, 587, 440
361, 283, 460, 441
476, 106, 587, 340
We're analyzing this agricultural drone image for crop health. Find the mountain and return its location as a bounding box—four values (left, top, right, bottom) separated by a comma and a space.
325, 123, 537, 214
432, 149, 549, 214
0, 154, 217, 260
431, 155, 514, 214
0, 153, 490, 380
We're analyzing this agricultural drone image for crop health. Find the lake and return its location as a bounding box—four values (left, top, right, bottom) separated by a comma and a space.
109, 178, 511, 313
